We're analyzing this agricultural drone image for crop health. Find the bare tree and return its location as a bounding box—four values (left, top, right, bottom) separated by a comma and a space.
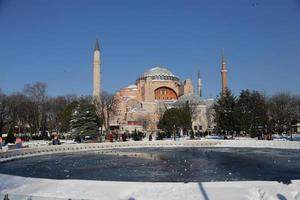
0, 89, 8, 136
206, 104, 215, 132
157, 101, 167, 121
46, 96, 72, 135
5, 93, 36, 135
22, 82, 48, 137
268, 92, 298, 134
135, 115, 150, 130
94, 91, 119, 134
296, 96, 300, 122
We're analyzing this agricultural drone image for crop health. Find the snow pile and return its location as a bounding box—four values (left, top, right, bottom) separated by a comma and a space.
216, 139, 300, 149
22, 140, 50, 147
273, 134, 300, 141
22, 140, 76, 148
0, 174, 300, 200
205, 135, 224, 140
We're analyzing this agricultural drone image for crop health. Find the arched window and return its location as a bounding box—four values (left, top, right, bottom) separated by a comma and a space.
154, 87, 177, 100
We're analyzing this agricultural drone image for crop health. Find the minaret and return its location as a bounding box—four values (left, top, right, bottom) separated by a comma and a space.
197, 70, 202, 97
93, 39, 101, 100
221, 49, 228, 95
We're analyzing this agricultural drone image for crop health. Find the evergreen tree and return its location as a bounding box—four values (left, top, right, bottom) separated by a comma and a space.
213, 89, 237, 136
70, 98, 101, 139
250, 91, 268, 134
235, 90, 252, 134
158, 107, 191, 137
60, 101, 79, 133
236, 90, 268, 136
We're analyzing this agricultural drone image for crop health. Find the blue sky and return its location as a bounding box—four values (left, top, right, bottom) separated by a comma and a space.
0, 0, 299, 98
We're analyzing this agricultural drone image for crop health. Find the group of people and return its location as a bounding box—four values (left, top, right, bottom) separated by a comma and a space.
106, 130, 148, 142
0, 135, 23, 150
107, 131, 127, 142
52, 135, 61, 145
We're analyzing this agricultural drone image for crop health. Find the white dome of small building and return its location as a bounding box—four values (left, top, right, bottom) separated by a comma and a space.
174, 94, 205, 106
128, 107, 148, 113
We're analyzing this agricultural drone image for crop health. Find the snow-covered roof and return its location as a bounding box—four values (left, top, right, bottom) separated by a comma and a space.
128, 107, 148, 113
174, 94, 205, 106
126, 84, 137, 89
124, 96, 138, 101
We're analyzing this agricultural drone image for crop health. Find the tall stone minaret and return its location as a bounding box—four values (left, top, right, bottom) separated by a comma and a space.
221, 49, 228, 95
197, 70, 202, 97
93, 39, 101, 100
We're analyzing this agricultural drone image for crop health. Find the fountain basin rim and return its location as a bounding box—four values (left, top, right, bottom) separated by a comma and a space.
0, 140, 300, 162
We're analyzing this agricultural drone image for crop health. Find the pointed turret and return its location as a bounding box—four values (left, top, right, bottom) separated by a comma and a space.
221, 49, 226, 66
94, 39, 100, 51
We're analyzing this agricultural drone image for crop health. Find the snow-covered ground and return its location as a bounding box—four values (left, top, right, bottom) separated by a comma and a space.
22, 139, 77, 148
273, 134, 300, 141
0, 174, 300, 200
5, 133, 299, 149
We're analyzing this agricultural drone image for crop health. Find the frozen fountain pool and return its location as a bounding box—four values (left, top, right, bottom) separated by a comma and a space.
1, 147, 300, 183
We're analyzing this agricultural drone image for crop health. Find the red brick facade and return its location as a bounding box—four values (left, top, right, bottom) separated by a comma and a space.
154, 87, 177, 100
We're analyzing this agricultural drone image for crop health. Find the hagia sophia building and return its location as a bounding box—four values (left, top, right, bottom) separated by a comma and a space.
92, 40, 228, 133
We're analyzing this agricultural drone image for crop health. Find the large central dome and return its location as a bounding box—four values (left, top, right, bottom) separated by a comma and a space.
139, 66, 179, 81
144, 67, 174, 77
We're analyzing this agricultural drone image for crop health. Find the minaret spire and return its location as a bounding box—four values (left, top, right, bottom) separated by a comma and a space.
221, 49, 228, 95
94, 39, 100, 51
93, 39, 101, 100
197, 69, 202, 97
221, 48, 225, 66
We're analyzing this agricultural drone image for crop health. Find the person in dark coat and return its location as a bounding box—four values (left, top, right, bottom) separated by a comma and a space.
108, 132, 114, 142
122, 132, 127, 141
52, 137, 61, 145
149, 133, 153, 141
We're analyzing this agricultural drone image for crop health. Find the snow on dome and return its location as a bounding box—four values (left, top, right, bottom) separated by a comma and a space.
174, 94, 205, 106
136, 66, 180, 82
128, 107, 148, 113
143, 66, 175, 77
127, 84, 137, 89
